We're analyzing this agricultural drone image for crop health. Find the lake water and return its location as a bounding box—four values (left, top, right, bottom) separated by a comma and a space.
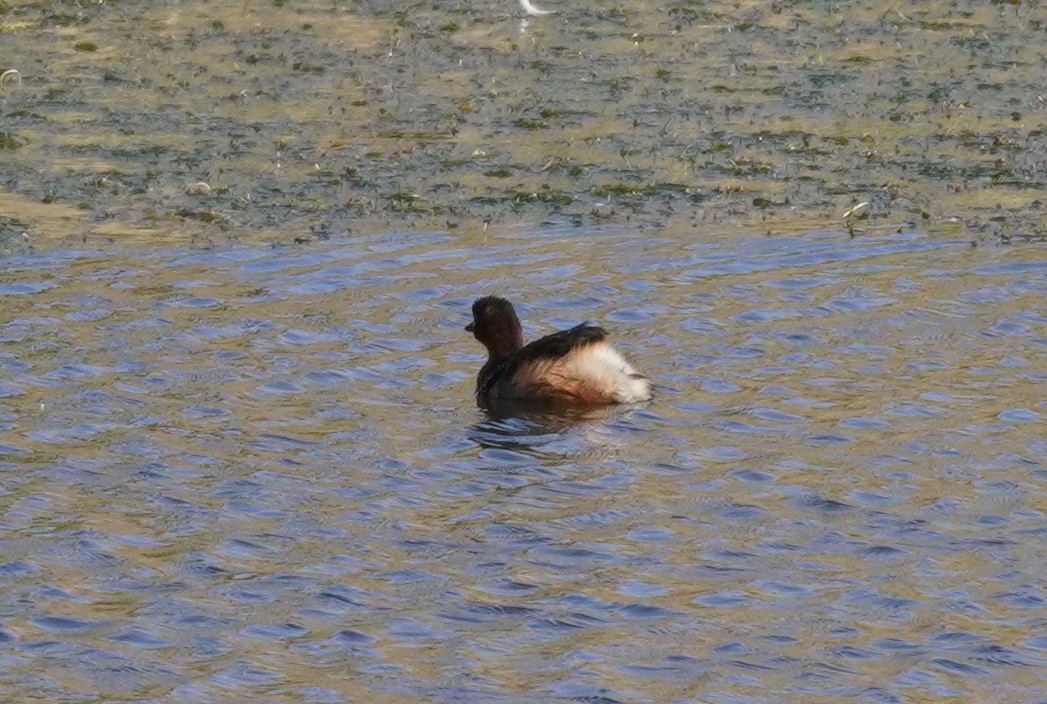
2, 226, 1045, 702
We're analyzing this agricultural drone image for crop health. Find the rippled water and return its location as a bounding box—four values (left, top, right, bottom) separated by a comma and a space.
1, 228, 1045, 702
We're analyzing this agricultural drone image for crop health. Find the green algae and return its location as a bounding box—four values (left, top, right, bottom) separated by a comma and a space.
0, 0, 1045, 253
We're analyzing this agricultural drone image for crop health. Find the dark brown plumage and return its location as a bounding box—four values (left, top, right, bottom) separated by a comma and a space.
465, 296, 652, 409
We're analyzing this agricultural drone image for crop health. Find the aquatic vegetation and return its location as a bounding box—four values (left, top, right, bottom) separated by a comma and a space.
0, 0, 1044, 248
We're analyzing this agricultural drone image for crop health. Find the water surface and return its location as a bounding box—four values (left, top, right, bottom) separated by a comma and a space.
2, 227, 1045, 702
3, 0, 1045, 251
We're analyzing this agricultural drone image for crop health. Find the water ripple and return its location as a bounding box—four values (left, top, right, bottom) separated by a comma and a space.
1, 228, 1045, 701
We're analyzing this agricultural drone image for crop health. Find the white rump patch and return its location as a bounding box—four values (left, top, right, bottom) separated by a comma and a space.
561, 342, 652, 403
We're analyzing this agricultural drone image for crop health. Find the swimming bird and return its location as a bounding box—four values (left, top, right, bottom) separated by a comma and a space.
466, 296, 652, 409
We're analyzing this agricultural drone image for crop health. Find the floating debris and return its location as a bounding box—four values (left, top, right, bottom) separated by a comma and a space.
842, 202, 870, 219
0, 69, 21, 88
519, 0, 553, 16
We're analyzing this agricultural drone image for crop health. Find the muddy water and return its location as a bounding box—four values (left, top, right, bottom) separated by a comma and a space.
2, 0, 1046, 251
2, 227, 1046, 702
3, 0, 1047, 700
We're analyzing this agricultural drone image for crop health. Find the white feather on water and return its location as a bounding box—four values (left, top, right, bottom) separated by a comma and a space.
519, 0, 553, 16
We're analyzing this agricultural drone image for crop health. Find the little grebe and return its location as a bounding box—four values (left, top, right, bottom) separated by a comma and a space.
466, 296, 652, 408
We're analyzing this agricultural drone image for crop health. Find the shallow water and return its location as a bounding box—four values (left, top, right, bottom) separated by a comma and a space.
1, 227, 1045, 702
3, 0, 1046, 251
